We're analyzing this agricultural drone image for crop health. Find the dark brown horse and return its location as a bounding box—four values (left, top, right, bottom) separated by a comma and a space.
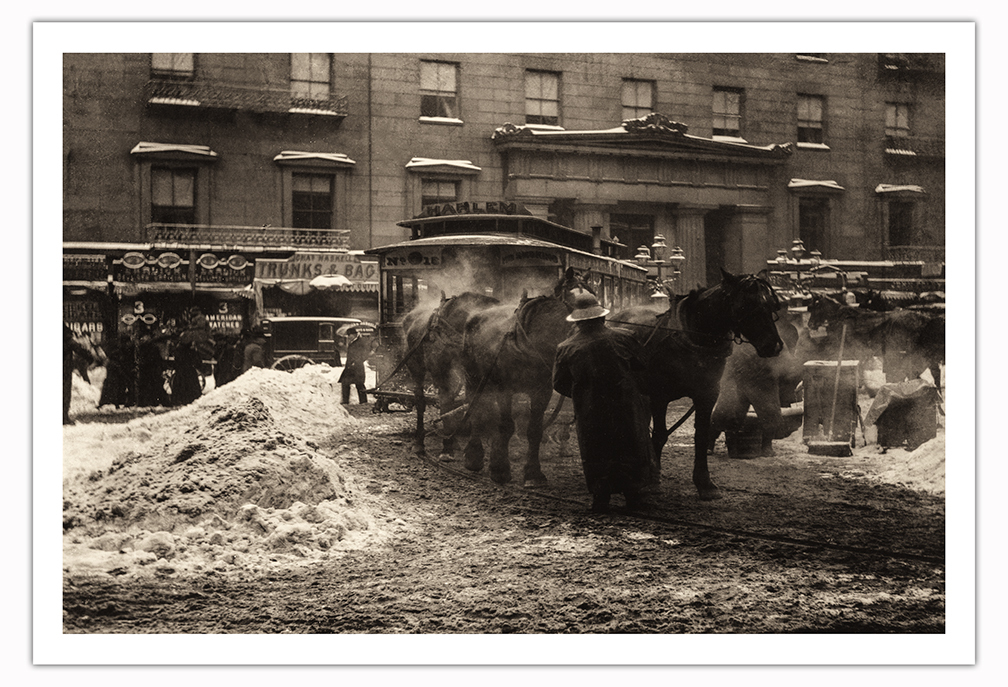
401, 291, 501, 457
807, 292, 944, 389
610, 269, 784, 500
459, 269, 586, 486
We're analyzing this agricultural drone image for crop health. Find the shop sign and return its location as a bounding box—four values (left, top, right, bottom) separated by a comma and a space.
64, 299, 104, 335
195, 263, 251, 285
197, 253, 220, 269
113, 251, 189, 283
380, 247, 442, 270
500, 247, 562, 268
255, 252, 380, 282
63, 254, 107, 281
156, 252, 183, 269
208, 312, 244, 334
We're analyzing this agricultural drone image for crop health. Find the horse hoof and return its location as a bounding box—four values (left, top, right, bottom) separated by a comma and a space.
437, 452, 455, 462
490, 471, 512, 485
523, 477, 548, 489
698, 487, 723, 501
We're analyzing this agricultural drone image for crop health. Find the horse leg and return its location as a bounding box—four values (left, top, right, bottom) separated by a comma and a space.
411, 371, 426, 456
488, 391, 514, 485
435, 385, 460, 461
462, 386, 488, 474
522, 387, 551, 487
693, 400, 721, 500
650, 398, 671, 469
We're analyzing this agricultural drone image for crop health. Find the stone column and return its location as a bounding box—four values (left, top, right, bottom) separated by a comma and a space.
674, 206, 709, 292
730, 205, 774, 275
572, 203, 616, 240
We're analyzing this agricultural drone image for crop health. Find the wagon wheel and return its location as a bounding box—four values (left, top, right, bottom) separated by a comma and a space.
271, 354, 314, 372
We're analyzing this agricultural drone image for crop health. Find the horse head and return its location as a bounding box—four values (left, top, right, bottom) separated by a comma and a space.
720, 269, 783, 358
806, 292, 842, 330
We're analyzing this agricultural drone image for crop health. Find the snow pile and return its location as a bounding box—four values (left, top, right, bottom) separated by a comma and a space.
872, 434, 946, 496
63, 365, 402, 580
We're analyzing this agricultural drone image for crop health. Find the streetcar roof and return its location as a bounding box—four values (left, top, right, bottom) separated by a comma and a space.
365, 233, 648, 273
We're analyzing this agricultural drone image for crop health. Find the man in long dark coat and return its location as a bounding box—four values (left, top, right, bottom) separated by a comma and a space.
339, 328, 373, 404
552, 291, 659, 513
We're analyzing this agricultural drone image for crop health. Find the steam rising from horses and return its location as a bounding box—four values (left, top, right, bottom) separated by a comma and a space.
409, 254, 563, 309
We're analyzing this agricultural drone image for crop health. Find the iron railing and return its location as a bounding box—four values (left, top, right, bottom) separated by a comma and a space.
145, 223, 350, 250
883, 245, 945, 263
143, 79, 349, 118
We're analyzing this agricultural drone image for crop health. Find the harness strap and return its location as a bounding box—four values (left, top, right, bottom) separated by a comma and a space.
513, 310, 558, 372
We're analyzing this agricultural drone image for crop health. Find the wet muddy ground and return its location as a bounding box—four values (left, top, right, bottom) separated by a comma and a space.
63, 399, 944, 634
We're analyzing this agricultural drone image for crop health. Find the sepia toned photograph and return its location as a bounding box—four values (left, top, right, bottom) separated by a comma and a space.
34, 20, 976, 667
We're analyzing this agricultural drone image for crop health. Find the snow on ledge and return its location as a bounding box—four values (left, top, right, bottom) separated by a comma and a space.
875, 184, 926, 195
405, 157, 481, 172
418, 116, 464, 126
788, 178, 845, 191
796, 142, 831, 151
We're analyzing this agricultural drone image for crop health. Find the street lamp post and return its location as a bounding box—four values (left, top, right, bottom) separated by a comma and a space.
636, 236, 686, 296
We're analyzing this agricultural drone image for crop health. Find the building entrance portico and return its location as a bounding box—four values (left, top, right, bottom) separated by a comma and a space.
492, 113, 792, 291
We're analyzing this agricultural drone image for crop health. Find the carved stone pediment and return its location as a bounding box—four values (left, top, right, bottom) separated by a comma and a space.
492, 122, 527, 140
622, 113, 689, 135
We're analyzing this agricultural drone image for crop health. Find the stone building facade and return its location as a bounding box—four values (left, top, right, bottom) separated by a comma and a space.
64, 52, 944, 294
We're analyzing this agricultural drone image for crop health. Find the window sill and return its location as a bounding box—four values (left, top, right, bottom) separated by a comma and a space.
713, 135, 748, 144
796, 142, 831, 151
795, 55, 829, 63
524, 123, 565, 131
418, 116, 464, 126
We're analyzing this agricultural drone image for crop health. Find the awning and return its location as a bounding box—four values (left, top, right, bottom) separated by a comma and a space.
130, 141, 219, 159
273, 150, 356, 167
309, 274, 353, 290
112, 282, 253, 297
788, 178, 846, 192
255, 278, 379, 294
875, 184, 926, 194
405, 157, 482, 174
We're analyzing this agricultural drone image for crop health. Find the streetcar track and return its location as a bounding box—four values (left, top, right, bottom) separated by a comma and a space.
407, 438, 945, 567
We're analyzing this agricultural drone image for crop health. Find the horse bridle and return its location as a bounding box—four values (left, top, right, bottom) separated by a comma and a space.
725, 276, 780, 346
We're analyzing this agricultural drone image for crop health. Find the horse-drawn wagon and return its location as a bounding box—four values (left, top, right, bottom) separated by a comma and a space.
261, 316, 363, 371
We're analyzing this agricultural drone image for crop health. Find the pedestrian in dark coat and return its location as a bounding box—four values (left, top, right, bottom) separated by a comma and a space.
339, 328, 372, 404
63, 324, 95, 424
170, 342, 203, 406
135, 324, 169, 408
552, 291, 659, 513
98, 334, 134, 409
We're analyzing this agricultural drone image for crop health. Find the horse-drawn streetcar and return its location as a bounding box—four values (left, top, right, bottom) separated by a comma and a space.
364, 206, 651, 413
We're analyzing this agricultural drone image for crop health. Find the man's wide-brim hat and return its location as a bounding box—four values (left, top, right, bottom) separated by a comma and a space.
566, 290, 609, 322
